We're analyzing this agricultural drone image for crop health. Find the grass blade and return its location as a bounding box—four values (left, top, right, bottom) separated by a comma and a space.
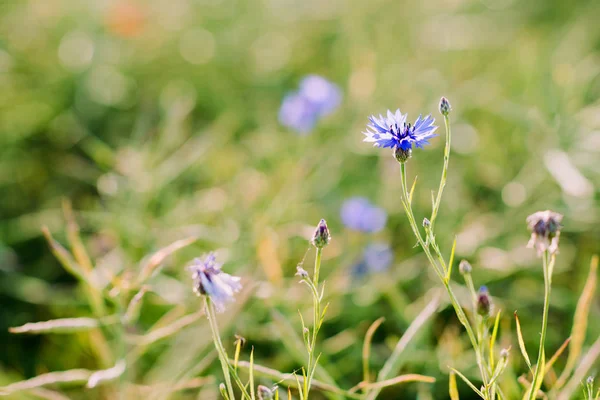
137, 236, 199, 283
408, 175, 418, 204
489, 310, 502, 369
9, 317, 116, 334
362, 317, 385, 390
0, 369, 91, 395
250, 347, 256, 400
86, 359, 126, 388
449, 371, 460, 400
446, 236, 457, 281
365, 295, 440, 400
450, 368, 485, 398
515, 311, 532, 371
555, 255, 598, 391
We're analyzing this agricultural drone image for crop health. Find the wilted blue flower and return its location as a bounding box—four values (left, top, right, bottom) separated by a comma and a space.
351, 242, 393, 278
189, 253, 242, 312
340, 197, 387, 233
363, 109, 437, 153
279, 75, 341, 134
526, 210, 563, 256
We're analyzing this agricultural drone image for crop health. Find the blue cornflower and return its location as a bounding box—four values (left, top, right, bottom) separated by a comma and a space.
351, 242, 393, 278
189, 253, 242, 312
340, 197, 387, 233
279, 75, 341, 134
363, 109, 437, 160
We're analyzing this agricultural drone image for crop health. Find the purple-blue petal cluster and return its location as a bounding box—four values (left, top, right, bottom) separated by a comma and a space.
340, 197, 387, 233
189, 253, 242, 312
363, 109, 437, 151
351, 242, 394, 278
279, 75, 341, 134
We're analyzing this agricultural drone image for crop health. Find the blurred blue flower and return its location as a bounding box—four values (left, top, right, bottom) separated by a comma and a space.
340, 197, 387, 233
189, 252, 242, 312
363, 109, 437, 151
351, 242, 394, 278
279, 75, 341, 134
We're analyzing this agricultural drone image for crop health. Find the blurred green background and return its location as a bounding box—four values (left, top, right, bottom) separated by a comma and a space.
1, 0, 600, 398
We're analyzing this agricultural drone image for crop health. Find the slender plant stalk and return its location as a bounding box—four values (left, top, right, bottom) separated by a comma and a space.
304, 247, 323, 400
528, 251, 554, 400
205, 298, 236, 400
397, 114, 494, 399
429, 114, 452, 235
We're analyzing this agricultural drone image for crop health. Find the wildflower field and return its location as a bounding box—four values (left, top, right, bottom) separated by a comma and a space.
1, 0, 600, 399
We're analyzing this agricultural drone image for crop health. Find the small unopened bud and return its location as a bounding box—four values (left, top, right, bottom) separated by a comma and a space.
219, 383, 228, 399
295, 266, 309, 279
439, 97, 451, 116
459, 260, 472, 275
393, 146, 412, 163
311, 219, 331, 249
423, 218, 431, 228
477, 286, 492, 317
257, 385, 275, 400
500, 348, 510, 359
587, 376, 594, 385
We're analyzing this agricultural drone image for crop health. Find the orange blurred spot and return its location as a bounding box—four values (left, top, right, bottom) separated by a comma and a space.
106, 2, 145, 38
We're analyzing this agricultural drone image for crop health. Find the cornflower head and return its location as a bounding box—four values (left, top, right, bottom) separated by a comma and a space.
340, 197, 387, 233
279, 75, 341, 134
526, 210, 563, 255
189, 252, 242, 312
363, 109, 437, 162
351, 242, 393, 278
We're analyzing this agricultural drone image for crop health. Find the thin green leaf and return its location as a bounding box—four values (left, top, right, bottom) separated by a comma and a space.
250, 347, 255, 400
450, 368, 485, 398
42, 226, 86, 282
449, 372, 460, 400
489, 310, 502, 369
447, 236, 457, 281
515, 311, 532, 371
409, 175, 418, 204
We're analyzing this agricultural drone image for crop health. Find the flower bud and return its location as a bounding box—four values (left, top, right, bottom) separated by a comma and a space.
257, 385, 275, 400
423, 218, 431, 228
393, 146, 412, 163
459, 260, 472, 275
500, 348, 510, 360
219, 383, 228, 398
476, 285, 492, 317
439, 97, 451, 116
311, 219, 331, 249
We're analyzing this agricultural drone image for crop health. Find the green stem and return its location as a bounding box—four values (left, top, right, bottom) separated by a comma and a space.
305, 247, 323, 400
205, 298, 236, 400
429, 114, 451, 234
399, 162, 490, 399
528, 251, 552, 400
